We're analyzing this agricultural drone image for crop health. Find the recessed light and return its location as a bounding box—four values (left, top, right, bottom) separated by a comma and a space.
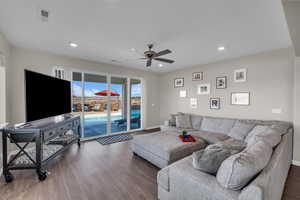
218, 46, 225, 51
158, 63, 163, 68
69, 42, 78, 48
130, 48, 136, 52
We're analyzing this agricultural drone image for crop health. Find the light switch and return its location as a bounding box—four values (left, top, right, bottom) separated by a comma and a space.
272, 108, 282, 114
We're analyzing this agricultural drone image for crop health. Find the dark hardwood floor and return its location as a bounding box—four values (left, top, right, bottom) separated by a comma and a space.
0, 139, 299, 200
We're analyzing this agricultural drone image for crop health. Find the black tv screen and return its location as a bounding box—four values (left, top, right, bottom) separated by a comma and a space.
25, 70, 71, 122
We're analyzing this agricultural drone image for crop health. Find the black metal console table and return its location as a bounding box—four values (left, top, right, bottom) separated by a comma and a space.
2, 114, 81, 182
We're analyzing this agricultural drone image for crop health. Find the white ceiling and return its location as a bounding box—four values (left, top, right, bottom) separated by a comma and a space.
0, 0, 292, 73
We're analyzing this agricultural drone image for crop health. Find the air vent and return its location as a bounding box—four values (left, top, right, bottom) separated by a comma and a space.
40, 9, 49, 22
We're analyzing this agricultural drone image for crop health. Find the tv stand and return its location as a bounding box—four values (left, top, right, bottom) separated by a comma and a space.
2, 114, 81, 182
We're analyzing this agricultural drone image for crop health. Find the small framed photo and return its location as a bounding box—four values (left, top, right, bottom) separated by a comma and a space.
192, 72, 203, 81
179, 90, 187, 98
197, 84, 210, 95
174, 78, 184, 88
210, 98, 220, 110
216, 76, 227, 89
234, 69, 247, 82
231, 92, 250, 105
190, 98, 197, 109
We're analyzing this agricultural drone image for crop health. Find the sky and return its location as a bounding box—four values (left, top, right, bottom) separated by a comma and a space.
72, 81, 141, 97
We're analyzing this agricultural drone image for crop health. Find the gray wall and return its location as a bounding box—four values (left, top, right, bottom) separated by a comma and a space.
294, 57, 300, 161
7, 47, 161, 129
159, 48, 294, 123
284, 1, 300, 56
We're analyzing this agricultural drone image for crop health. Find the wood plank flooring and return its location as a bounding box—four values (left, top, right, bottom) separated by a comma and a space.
0, 139, 299, 200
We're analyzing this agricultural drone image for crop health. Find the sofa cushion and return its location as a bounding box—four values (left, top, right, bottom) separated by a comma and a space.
190, 114, 203, 130
166, 156, 240, 200
132, 132, 207, 164
192, 139, 246, 175
228, 120, 255, 141
195, 131, 230, 144
201, 117, 236, 135
157, 167, 170, 191
216, 141, 273, 190
245, 125, 281, 148
176, 114, 192, 129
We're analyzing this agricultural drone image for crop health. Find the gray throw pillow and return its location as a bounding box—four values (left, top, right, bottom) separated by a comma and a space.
192, 139, 246, 175
216, 141, 272, 190
176, 114, 192, 129
228, 121, 255, 141
169, 112, 184, 126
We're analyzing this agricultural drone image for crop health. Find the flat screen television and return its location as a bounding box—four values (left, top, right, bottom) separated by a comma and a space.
25, 70, 71, 122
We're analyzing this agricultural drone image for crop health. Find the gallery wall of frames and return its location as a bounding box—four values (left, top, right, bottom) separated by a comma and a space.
159, 48, 294, 123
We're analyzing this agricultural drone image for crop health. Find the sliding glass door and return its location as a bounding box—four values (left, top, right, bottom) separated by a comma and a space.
111, 77, 128, 133
130, 79, 142, 130
83, 73, 108, 137
72, 72, 142, 138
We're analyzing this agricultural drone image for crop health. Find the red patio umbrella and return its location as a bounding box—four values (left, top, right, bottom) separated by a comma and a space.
95, 90, 120, 96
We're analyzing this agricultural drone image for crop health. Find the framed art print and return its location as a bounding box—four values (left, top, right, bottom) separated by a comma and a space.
210, 98, 220, 109
174, 78, 184, 88
192, 72, 203, 81
216, 76, 227, 89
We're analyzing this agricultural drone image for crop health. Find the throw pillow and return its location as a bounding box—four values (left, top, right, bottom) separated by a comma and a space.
169, 112, 184, 126
176, 114, 192, 129
228, 121, 255, 141
192, 139, 246, 175
216, 141, 272, 190
245, 125, 281, 148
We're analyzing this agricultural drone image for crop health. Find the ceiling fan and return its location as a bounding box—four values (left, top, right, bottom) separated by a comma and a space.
140, 44, 175, 67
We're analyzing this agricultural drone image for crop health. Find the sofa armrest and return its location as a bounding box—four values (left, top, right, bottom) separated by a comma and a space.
239, 128, 293, 200
239, 185, 263, 200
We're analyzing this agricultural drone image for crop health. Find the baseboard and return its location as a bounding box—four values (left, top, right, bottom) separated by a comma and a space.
292, 160, 300, 167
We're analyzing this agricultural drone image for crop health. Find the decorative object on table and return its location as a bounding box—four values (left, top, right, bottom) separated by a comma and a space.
210, 98, 220, 109
174, 77, 184, 88
97, 134, 133, 145
190, 98, 197, 109
179, 90, 187, 98
234, 68, 247, 82
182, 130, 188, 137
197, 83, 210, 95
216, 76, 227, 89
231, 92, 250, 105
179, 135, 196, 142
192, 72, 203, 81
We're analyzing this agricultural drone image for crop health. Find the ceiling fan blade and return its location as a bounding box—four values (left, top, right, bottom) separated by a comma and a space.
146, 59, 152, 67
155, 49, 172, 57
154, 58, 175, 64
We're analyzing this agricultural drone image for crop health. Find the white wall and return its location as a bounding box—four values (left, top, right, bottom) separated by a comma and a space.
159, 48, 294, 123
0, 32, 11, 173
0, 66, 5, 123
7, 47, 161, 128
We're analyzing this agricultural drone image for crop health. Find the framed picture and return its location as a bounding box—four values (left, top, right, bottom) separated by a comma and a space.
179, 90, 187, 98
192, 72, 203, 81
210, 98, 220, 110
231, 92, 250, 105
234, 69, 247, 82
174, 78, 184, 88
190, 98, 197, 109
216, 76, 227, 89
197, 84, 210, 95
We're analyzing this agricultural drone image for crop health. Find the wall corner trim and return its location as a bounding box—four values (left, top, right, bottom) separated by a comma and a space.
292, 160, 300, 166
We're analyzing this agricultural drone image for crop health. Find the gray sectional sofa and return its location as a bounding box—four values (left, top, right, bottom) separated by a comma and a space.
132, 113, 293, 200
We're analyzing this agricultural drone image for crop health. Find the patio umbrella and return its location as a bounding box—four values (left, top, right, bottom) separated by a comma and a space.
94, 90, 120, 96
